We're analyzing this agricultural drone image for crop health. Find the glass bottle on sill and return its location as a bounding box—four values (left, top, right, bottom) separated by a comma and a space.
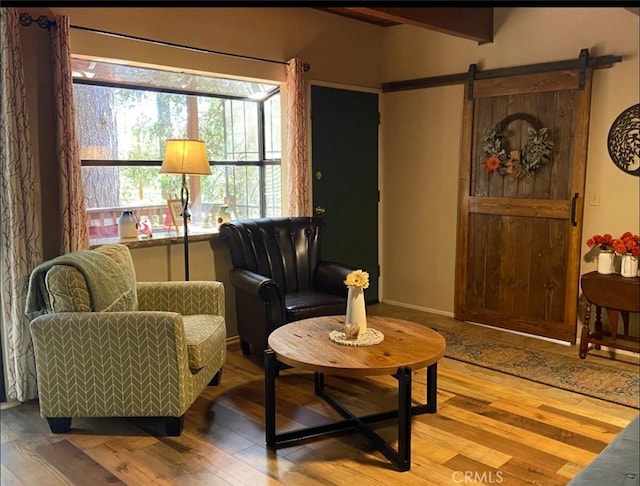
118, 210, 138, 239
215, 204, 236, 229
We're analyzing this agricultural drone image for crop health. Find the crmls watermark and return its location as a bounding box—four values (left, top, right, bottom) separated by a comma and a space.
452, 471, 504, 484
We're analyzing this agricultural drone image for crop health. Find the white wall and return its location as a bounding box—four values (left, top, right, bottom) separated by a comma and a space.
381, 84, 463, 314
52, 7, 384, 87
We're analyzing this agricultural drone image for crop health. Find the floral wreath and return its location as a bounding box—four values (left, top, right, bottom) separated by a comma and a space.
481, 113, 554, 178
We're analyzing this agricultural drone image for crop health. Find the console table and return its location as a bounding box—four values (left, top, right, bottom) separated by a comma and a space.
579, 271, 640, 359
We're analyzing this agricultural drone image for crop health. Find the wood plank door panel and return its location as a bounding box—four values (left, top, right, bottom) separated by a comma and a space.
455, 69, 592, 343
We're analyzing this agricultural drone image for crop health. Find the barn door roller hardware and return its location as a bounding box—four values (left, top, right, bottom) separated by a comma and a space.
464, 48, 605, 99
383, 49, 622, 97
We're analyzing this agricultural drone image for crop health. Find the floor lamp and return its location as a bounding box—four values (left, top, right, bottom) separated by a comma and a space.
160, 139, 211, 281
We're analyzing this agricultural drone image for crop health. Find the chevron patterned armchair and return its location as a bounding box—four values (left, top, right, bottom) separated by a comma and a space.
26, 244, 226, 436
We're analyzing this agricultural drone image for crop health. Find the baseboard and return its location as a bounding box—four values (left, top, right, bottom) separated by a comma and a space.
226, 336, 240, 346
0, 400, 21, 411
380, 299, 454, 318
464, 319, 572, 346
381, 300, 572, 346
465, 320, 639, 358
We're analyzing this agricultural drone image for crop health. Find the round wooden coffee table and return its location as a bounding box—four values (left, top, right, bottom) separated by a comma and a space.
265, 315, 446, 472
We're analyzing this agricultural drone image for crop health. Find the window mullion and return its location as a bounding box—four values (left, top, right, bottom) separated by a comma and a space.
186, 96, 203, 219
258, 101, 266, 217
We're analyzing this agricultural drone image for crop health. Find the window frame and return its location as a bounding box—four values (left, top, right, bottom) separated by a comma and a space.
74, 68, 281, 220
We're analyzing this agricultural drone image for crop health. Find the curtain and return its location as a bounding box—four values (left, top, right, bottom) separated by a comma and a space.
0, 8, 42, 401
286, 58, 310, 217
52, 15, 88, 252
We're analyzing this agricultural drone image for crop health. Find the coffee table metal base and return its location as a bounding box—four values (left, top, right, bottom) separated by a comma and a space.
264, 349, 438, 472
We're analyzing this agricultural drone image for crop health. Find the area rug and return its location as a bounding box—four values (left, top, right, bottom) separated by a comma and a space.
435, 327, 639, 409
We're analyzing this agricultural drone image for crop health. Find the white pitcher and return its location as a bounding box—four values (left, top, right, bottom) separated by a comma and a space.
621, 254, 639, 278
597, 250, 614, 274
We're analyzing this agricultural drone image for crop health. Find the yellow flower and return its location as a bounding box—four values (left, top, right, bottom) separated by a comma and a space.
344, 269, 369, 289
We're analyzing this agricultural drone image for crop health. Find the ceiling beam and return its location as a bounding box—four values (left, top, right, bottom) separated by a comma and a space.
345, 7, 494, 43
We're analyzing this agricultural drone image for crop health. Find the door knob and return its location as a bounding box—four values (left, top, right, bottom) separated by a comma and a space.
315, 206, 326, 215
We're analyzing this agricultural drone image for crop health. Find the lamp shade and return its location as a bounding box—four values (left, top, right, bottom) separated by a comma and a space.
160, 139, 211, 175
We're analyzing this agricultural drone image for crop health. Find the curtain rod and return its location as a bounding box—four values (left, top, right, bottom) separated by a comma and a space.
18, 13, 310, 71
19, 12, 55, 30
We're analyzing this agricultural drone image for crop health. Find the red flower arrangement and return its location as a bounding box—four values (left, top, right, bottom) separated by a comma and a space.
612, 232, 640, 257
585, 233, 614, 251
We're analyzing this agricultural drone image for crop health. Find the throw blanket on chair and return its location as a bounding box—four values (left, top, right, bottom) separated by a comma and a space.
25, 246, 134, 315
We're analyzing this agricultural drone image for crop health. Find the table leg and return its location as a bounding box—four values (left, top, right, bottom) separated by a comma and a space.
606, 309, 620, 345
265, 364, 440, 471
264, 349, 277, 447
314, 372, 325, 395
622, 311, 630, 337
426, 363, 438, 413
579, 301, 591, 359
397, 367, 412, 471
594, 306, 603, 349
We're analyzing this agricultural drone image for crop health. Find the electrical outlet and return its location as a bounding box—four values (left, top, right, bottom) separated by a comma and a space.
589, 190, 601, 206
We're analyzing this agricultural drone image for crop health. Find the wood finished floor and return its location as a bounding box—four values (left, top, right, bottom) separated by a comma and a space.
2, 303, 639, 486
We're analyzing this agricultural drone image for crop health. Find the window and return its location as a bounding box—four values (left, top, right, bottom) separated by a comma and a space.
72, 58, 281, 238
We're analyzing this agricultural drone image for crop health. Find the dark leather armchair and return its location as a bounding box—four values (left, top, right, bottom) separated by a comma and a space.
220, 217, 356, 355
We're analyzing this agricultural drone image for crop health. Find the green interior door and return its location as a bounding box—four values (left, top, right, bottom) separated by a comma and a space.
311, 85, 379, 303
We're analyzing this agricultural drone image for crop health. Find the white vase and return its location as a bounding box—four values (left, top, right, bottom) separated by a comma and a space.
345, 286, 367, 336
620, 254, 638, 278
597, 250, 614, 274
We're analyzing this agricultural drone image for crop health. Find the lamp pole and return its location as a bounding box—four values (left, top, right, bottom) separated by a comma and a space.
181, 173, 190, 281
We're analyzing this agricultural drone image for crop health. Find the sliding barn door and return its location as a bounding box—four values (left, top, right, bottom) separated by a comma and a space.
455, 69, 593, 343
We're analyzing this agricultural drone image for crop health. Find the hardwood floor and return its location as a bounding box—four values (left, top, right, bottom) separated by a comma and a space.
2, 303, 638, 485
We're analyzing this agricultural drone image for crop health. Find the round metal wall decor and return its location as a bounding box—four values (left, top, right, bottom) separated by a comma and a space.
607, 103, 639, 176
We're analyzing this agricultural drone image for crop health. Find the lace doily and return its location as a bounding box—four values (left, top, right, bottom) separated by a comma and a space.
329, 328, 384, 347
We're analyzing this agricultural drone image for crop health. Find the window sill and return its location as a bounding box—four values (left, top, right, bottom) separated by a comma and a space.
88, 227, 221, 250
